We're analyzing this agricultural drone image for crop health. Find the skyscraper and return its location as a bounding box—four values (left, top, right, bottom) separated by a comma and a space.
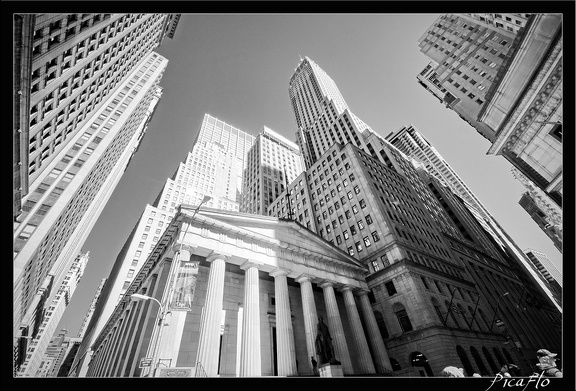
416, 13, 528, 141
13, 14, 179, 353
16, 252, 88, 377
77, 278, 106, 340
417, 14, 563, 245
518, 191, 562, 252
71, 114, 255, 376
290, 57, 386, 170
275, 56, 561, 375
524, 249, 562, 287
14, 14, 179, 218
34, 329, 82, 378
241, 126, 305, 215
386, 125, 561, 310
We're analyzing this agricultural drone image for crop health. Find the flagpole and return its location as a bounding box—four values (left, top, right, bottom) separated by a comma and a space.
284, 165, 293, 220
443, 286, 457, 326
469, 293, 481, 329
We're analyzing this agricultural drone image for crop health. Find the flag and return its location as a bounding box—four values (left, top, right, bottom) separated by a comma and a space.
450, 304, 461, 315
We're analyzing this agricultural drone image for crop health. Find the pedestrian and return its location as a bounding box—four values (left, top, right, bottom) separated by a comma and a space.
442, 366, 464, 377
536, 349, 562, 377
311, 356, 318, 375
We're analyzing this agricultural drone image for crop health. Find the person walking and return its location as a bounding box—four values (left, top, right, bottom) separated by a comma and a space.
311, 356, 319, 375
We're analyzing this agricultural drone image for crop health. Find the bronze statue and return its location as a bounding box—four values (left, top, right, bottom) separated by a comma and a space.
315, 316, 340, 365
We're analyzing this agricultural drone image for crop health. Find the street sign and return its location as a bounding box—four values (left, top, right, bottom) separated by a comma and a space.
139, 357, 153, 368
158, 367, 193, 377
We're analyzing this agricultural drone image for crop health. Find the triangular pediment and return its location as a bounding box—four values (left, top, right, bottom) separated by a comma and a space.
180, 205, 366, 271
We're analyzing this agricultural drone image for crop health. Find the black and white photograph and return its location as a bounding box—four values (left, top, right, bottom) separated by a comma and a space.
11, 7, 572, 390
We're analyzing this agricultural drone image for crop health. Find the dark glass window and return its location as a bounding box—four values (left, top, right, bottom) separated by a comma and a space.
385, 281, 397, 296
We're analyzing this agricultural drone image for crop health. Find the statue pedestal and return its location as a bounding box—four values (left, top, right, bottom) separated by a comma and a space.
318, 363, 344, 377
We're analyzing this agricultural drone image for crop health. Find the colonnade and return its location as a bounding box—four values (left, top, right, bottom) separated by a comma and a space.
196, 253, 393, 376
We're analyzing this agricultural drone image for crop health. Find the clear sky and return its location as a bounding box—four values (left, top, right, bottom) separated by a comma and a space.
56, 14, 563, 336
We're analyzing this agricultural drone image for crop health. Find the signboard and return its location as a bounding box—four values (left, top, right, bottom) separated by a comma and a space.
139, 357, 153, 368
158, 367, 193, 377
170, 261, 198, 311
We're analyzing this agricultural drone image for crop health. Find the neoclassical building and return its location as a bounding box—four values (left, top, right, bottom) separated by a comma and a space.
85, 204, 393, 377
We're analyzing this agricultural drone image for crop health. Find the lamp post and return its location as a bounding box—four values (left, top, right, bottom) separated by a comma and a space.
131, 293, 165, 376
490, 292, 509, 332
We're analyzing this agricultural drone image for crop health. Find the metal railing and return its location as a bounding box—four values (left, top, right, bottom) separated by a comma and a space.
374, 363, 397, 377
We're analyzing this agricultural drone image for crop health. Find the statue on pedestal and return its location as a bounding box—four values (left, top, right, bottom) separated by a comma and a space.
315, 316, 340, 365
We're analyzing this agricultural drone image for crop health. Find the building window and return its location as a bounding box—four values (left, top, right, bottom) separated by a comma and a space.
355, 241, 363, 252
385, 281, 397, 296
371, 231, 380, 242
549, 123, 562, 142
371, 260, 380, 272
343, 230, 350, 239
348, 246, 354, 256
363, 236, 371, 247
421, 276, 430, 289
381, 254, 390, 267
359, 199, 366, 209
350, 225, 357, 235
395, 307, 413, 332
434, 280, 443, 294
352, 205, 359, 214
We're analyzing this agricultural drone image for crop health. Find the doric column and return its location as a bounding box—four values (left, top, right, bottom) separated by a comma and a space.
341, 286, 375, 374
357, 289, 393, 373
195, 253, 227, 376
239, 261, 262, 377
270, 268, 297, 376
296, 274, 318, 375
319, 281, 353, 374
172, 243, 194, 262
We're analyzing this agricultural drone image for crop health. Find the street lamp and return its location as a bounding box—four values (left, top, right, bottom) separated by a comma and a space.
490, 292, 509, 332
131, 293, 165, 376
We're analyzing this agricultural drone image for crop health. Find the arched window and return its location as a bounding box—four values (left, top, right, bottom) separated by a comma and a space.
468, 305, 482, 330
393, 303, 413, 332
410, 351, 434, 376
445, 300, 460, 328
482, 347, 499, 375
502, 348, 514, 364
492, 347, 506, 366
456, 345, 475, 376
470, 346, 490, 376
389, 357, 401, 371
373, 310, 389, 339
